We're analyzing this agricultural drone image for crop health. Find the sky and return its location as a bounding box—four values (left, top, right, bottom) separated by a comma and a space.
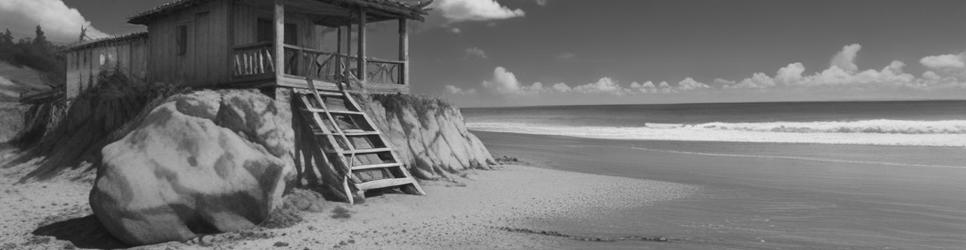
2, 0, 966, 107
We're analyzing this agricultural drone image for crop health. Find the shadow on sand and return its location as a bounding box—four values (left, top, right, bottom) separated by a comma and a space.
32, 215, 129, 249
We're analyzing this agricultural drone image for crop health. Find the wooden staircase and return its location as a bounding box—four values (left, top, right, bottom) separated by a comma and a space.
294, 79, 424, 204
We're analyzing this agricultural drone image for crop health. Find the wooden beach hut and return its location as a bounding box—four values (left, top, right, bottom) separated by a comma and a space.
64, 0, 430, 99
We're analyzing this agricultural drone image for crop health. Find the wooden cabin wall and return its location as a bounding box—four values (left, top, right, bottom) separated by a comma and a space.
63, 37, 149, 99
129, 38, 149, 81
65, 51, 80, 98
77, 50, 91, 98
146, 0, 230, 87
232, 2, 325, 50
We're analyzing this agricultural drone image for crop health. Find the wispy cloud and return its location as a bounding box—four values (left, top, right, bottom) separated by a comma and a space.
445, 85, 477, 95
464, 47, 488, 59
555, 52, 576, 61
0, 0, 108, 43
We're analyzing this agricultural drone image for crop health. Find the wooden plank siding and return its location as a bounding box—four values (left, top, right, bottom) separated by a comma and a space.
64, 38, 149, 99
233, 2, 326, 50
146, 0, 230, 87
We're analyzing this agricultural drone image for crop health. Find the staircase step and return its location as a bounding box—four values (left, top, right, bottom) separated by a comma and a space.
311, 130, 379, 136
351, 163, 402, 171
295, 89, 344, 97
343, 130, 380, 136
356, 177, 417, 191
300, 107, 362, 115
344, 148, 391, 154
329, 110, 364, 115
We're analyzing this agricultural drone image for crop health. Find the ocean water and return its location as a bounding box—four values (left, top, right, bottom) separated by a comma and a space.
464, 100, 966, 146
466, 101, 966, 249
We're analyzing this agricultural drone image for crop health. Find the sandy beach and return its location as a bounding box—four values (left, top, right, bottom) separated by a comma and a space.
0, 146, 696, 249
476, 131, 966, 249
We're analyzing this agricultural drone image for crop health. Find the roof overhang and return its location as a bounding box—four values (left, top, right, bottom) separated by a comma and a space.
65, 32, 149, 51
128, 0, 431, 25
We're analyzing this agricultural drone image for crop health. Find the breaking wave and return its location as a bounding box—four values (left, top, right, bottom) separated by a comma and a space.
696, 119, 966, 134
467, 120, 966, 147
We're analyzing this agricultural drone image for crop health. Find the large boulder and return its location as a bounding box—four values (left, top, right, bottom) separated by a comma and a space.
357, 94, 494, 179
90, 89, 295, 245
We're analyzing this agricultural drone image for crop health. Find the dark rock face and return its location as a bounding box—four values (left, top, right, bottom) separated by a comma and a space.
90, 89, 295, 245
356, 94, 495, 179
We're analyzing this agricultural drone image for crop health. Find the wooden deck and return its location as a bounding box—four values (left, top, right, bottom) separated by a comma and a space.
229, 42, 409, 93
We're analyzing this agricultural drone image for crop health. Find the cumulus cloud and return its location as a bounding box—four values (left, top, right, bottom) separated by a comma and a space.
676, 77, 710, 91
775, 62, 806, 84
482, 66, 522, 94
921, 54, 965, 69
572, 77, 624, 95
831, 43, 862, 72
466, 65, 715, 97
551, 82, 571, 92
723, 45, 951, 90
434, 0, 525, 23
0, 0, 108, 43
480, 66, 545, 95
453, 44, 966, 101
629, 81, 656, 93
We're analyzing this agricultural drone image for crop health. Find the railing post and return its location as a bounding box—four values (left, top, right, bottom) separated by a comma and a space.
398, 18, 409, 86
357, 8, 367, 82
274, 0, 285, 81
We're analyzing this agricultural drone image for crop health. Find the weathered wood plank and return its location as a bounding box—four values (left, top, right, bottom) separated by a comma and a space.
274, 0, 286, 81
356, 8, 366, 82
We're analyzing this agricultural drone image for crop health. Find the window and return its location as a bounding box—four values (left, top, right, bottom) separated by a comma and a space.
176, 25, 187, 55
256, 18, 298, 45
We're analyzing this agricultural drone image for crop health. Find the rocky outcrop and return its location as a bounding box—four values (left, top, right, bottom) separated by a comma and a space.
355, 94, 495, 179
90, 89, 295, 245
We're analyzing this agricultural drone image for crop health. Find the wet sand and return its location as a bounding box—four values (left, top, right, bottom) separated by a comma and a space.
477, 131, 966, 249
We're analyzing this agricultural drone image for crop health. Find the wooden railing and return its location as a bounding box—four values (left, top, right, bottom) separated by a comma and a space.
233, 43, 404, 85
232, 42, 274, 79
365, 58, 404, 85
283, 45, 348, 83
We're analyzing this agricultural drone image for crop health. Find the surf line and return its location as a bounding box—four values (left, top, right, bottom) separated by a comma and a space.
495, 226, 675, 243
628, 146, 966, 170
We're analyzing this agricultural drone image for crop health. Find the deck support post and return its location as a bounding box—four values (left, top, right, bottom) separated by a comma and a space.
273, 0, 285, 81
336, 26, 342, 78
357, 8, 367, 82
398, 18, 408, 86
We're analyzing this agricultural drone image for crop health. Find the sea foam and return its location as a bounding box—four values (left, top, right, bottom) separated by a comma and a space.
467, 120, 966, 147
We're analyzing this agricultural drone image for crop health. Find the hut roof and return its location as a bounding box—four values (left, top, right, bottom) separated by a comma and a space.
128, 0, 432, 25
65, 32, 149, 51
